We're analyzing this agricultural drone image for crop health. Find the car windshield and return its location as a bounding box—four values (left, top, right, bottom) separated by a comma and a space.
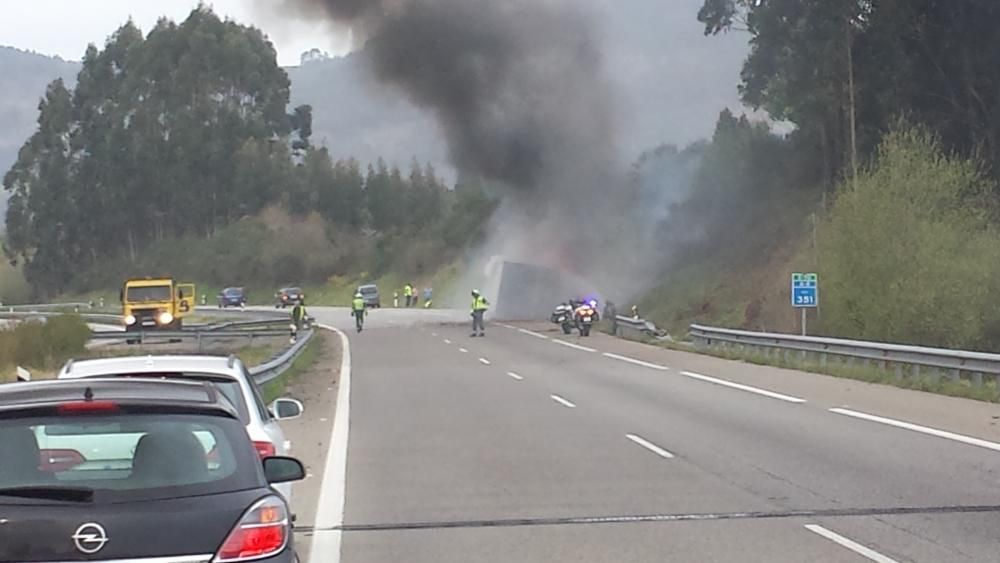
223, 288, 243, 297
125, 286, 172, 303
360, 286, 377, 295
0, 413, 258, 503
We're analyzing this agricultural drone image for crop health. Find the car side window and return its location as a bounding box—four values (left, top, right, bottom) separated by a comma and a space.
244, 367, 273, 421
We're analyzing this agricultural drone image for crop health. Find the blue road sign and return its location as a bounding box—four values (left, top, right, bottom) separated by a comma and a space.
791, 273, 818, 308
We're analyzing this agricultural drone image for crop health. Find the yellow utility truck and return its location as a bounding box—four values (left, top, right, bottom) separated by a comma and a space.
120, 278, 196, 331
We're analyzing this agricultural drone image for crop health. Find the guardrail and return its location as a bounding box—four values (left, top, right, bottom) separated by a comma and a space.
689, 324, 1000, 387
1, 302, 93, 311
249, 329, 315, 385
612, 315, 668, 340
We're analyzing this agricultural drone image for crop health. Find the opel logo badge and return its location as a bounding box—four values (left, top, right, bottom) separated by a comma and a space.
72, 522, 109, 554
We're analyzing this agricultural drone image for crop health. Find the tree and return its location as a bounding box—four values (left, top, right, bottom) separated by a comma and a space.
3, 7, 308, 291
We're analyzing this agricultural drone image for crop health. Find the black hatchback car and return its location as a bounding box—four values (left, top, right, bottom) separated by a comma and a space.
0, 377, 305, 562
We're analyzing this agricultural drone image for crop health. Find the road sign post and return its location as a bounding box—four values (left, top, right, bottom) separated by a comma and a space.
791, 273, 819, 336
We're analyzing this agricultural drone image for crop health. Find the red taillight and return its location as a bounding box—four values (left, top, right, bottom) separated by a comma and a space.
58, 400, 119, 414
253, 441, 276, 459
215, 496, 289, 562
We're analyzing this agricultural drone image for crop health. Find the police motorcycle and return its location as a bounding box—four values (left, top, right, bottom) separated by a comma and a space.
550, 301, 577, 334
574, 299, 600, 337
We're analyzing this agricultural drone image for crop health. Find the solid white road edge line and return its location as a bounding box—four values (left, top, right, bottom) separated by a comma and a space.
626, 434, 675, 459
479, 358, 491, 365
309, 325, 351, 563
518, 328, 549, 339
829, 408, 1000, 453
501, 324, 517, 330
602, 352, 669, 371
550, 394, 577, 408
804, 525, 900, 563
680, 371, 806, 404
507, 371, 524, 381
552, 339, 597, 353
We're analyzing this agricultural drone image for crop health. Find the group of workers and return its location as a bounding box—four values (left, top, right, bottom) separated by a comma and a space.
395, 284, 433, 308
294, 287, 491, 337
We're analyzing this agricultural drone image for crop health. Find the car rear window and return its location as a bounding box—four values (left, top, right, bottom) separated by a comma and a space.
223, 288, 243, 296
0, 413, 260, 503
75, 374, 251, 424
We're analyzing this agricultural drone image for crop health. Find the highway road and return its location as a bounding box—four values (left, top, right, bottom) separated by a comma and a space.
290, 306, 1000, 562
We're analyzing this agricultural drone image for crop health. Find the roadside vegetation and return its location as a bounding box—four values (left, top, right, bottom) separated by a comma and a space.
631, 1, 1000, 353
0, 315, 89, 381
3, 7, 495, 301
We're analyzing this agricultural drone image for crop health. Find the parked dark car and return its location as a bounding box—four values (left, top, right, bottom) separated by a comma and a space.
218, 287, 247, 308
275, 287, 303, 309
358, 284, 381, 308
0, 377, 305, 562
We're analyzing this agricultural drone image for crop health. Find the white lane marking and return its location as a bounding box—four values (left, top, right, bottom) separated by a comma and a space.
507, 371, 524, 381
549, 395, 576, 409
459, 347, 469, 353
518, 328, 549, 339
626, 434, 675, 459
680, 371, 806, 404
804, 525, 900, 563
550, 394, 577, 408
501, 324, 518, 330
310, 325, 351, 563
444, 339, 452, 344
603, 352, 669, 371
552, 339, 597, 353
479, 358, 491, 365
431, 332, 438, 337
829, 408, 1000, 453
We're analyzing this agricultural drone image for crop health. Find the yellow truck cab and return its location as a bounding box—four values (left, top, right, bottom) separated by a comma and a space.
120, 278, 195, 331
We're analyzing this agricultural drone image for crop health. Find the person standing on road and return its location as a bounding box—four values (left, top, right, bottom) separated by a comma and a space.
423, 287, 433, 309
351, 292, 367, 333
404, 283, 413, 307
470, 289, 489, 337
290, 299, 307, 343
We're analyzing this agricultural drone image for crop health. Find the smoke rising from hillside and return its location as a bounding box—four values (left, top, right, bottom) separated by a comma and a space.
270, 0, 667, 306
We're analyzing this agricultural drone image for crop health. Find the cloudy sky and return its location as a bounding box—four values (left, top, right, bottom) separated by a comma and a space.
0, 0, 344, 66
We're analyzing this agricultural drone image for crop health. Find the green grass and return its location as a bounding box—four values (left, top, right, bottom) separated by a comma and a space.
669, 340, 1000, 403
259, 333, 323, 403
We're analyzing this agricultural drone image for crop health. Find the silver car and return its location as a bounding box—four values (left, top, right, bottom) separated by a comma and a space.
57, 355, 304, 503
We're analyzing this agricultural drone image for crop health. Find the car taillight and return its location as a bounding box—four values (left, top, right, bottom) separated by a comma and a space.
214, 496, 290, 562
58, 401, 119, 414
253, 441, 276, 459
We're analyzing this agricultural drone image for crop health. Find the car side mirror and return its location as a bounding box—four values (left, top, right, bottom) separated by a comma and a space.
262, 456, 305, 484
270, 398, 304, 420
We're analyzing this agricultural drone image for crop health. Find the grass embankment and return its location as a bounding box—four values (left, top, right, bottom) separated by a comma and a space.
0, 315, 90, 382
259, 333, 322, 403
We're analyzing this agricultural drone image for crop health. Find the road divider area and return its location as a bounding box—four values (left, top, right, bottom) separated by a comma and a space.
625, 434, 675, 459
681, 371, 807, 404
550, 394, 577, 408
804, 525, 899, 563
829, 407, 1000, 453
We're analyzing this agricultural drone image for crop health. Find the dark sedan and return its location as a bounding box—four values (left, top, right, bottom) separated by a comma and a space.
218, 287, 247, 308
274, 287, 303, 309
0, 377, 305, 562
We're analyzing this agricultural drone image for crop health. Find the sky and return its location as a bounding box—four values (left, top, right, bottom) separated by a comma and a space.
0, 0, 345, 66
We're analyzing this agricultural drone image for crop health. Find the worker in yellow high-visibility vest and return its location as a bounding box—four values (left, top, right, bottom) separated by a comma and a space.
470, 289, 489, 337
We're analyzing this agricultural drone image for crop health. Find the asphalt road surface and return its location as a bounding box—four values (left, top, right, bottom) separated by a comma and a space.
290, 306, 1000, 563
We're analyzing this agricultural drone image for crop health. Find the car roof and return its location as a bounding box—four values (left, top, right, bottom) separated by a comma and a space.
58, 355, 246, 381
280, 287, 301, 291
0, 377, 240, 418
359, 284, 378, 290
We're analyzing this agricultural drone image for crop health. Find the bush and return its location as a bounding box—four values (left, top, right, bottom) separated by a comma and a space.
817, 124, 1000, 349
0, 314, 90, 372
